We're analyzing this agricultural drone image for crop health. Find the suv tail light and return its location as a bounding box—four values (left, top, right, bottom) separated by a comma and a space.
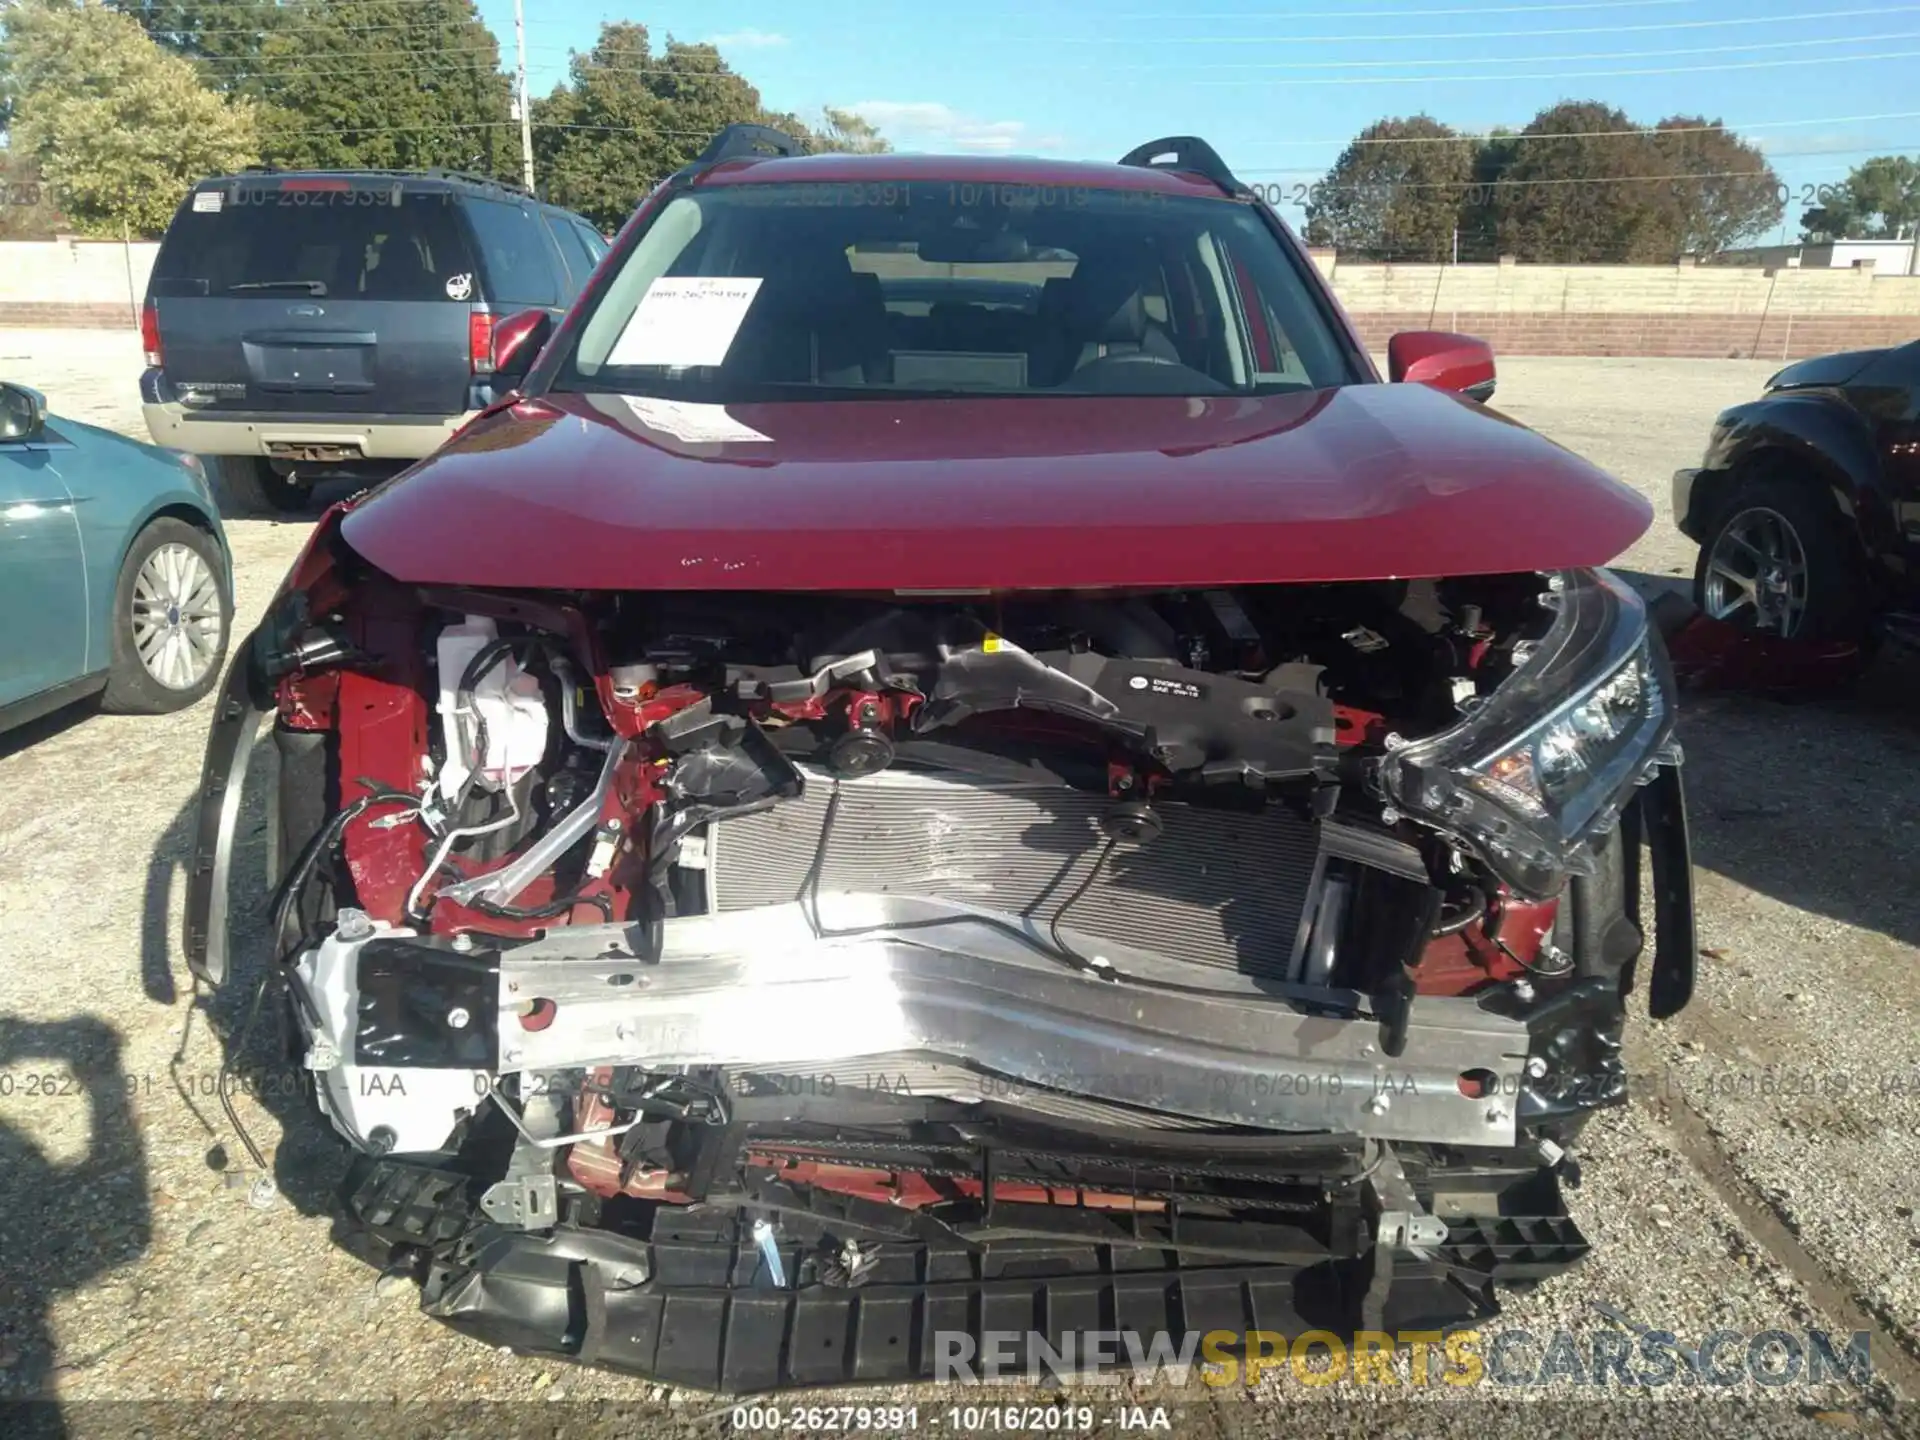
469, 311, 495, 375
140, 301, 163, 368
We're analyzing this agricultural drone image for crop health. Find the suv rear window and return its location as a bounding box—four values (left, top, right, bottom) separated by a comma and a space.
560, 180, 1356, 401
462, 197, 557, 307
150, 184, 479, 302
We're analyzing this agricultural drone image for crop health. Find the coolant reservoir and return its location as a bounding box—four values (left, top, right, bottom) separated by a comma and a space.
437, 617, 550, 800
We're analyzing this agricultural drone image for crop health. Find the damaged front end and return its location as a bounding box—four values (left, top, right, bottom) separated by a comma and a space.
186, 511, 1693, 1388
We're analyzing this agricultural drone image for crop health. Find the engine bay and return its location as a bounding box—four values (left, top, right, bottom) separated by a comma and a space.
172, 517, 1694, 1377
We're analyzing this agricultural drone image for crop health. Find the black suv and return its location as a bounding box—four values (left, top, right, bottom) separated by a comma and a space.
140, 169, 607, 512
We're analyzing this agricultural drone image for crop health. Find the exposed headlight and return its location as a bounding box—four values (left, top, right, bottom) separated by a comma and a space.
1377, 568, 1678, 897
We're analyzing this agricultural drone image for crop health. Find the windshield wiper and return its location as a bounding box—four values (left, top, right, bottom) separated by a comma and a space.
227, 280, 329, 296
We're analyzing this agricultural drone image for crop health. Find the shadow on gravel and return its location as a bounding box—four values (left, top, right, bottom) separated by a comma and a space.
140, 751, 353, 1228
0, 1017, 149, 1437
0, 701, 101, 762
1676, 642, 1920, 951
1613, 565, 1920, 953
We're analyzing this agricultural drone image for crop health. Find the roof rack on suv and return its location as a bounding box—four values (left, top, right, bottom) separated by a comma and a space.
1118, 136, 1251, 198
424, 166, 530, 196
659, 124, 806, 193
697, 124, 805, 166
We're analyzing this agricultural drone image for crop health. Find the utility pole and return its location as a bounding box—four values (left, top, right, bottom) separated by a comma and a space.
513, 0, 535, 193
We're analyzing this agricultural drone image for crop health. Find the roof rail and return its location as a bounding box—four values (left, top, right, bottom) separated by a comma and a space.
424, 166, 530, 195
696, 124, 804, 167
1117, 136, 1250, 198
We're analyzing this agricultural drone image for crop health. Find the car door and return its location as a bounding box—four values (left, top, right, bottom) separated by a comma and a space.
0, 416, 87, 708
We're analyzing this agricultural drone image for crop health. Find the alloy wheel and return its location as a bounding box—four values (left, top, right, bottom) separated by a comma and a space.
131, 542, 223, 690
1702, 506, 1811, 638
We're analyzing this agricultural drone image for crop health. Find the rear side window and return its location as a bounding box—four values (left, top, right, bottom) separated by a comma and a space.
462, 197, 557, 307
149, 185, 478, 301
542, 210, 600, 292
573, 220, 609, 262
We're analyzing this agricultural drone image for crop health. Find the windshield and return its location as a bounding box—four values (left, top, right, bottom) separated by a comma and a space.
557, 181, 1357, 400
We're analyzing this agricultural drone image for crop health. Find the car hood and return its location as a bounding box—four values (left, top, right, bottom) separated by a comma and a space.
339, 383, 1652, 591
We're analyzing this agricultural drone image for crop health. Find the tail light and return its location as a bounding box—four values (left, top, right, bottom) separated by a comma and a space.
469, 311, 495, 375
140, 301, 163, 368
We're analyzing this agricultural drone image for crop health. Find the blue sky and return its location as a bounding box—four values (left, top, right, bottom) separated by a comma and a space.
473, 0, 1920, 243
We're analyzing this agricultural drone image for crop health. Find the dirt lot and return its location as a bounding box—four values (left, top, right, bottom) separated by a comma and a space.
2, 331, 1917, 1438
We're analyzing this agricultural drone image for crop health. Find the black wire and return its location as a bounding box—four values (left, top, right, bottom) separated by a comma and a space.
472, 891, 614, 921
218, 782, 418, 1170
1432, 881, 1490, 937
1046, 837, 1120, 972
215, 968, 275, 1171
797, 776, 1127, 979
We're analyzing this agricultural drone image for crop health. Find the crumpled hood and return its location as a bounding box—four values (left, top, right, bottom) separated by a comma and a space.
340, 383, 1652, 591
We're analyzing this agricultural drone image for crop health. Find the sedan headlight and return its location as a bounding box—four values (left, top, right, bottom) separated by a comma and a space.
1376, 568, 1678, 897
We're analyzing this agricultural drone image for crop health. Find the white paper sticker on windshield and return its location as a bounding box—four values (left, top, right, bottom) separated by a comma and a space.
193, 191, 223, 212
621, 396, 771, 444
606, 277, 763, 368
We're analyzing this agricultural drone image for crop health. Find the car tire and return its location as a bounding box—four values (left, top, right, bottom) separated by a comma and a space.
1692, 473, 1866, 642
99, 518, 233, 715
208, 455, 307, 516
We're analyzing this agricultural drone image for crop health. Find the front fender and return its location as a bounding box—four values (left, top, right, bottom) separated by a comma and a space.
183, 627, 274, 986
1697, 393, 1890, 567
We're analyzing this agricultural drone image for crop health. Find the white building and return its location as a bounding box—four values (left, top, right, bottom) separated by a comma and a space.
1710, 238, 1918, 273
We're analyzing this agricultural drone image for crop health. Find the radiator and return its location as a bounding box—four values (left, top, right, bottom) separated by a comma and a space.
704, 763, 1323, 982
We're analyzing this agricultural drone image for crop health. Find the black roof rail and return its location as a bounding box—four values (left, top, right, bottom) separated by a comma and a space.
1118, 136, 1250, 198
424, 166, 530, 195
658, 123, 806, 194
696, 123, 804, 167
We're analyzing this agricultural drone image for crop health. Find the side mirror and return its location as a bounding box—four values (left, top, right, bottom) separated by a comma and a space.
1387, 331, 1497, 402
0, 383, 47, 441
490, 309, 554, 387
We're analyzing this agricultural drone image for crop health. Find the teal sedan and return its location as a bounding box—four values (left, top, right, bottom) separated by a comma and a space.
0, 382, 233, 735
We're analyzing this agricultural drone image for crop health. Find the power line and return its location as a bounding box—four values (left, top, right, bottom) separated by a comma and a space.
1234, 109, 1920, 149
1021, 2, 1920, 44
1102, 28, 1920, 71
1191, 46, 1920, 84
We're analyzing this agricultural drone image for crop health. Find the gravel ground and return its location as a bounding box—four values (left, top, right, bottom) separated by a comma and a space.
0, 331, 1914, 1439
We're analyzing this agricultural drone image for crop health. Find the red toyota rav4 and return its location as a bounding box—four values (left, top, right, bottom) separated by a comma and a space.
186, 128, 1693, 1387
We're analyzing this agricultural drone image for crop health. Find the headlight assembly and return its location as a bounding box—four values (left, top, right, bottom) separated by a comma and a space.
1376, 568, 1679, 897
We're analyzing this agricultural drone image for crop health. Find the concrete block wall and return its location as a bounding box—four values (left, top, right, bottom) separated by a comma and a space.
0, 240, 156, 329
0, 240, 1916, 360
1323, 256, 1920, 359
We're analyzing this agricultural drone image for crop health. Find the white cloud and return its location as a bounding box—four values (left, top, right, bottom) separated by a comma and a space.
705, 29, 790, 50
846, 101, 1058, 155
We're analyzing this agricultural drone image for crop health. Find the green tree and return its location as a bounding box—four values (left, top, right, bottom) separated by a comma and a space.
810, 106, 890, 155
4, 0, 259, 237
531, 23, 887, 230
1801, 155, 1920, 241
239, 0, 514, 176
1304, 115, 1476, 261
115, 0, 272, 66
1490, 102, 1677, 262
1648, 116, 1782, 257
1482, 103, 1780, 262
0, 152, 71, 241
